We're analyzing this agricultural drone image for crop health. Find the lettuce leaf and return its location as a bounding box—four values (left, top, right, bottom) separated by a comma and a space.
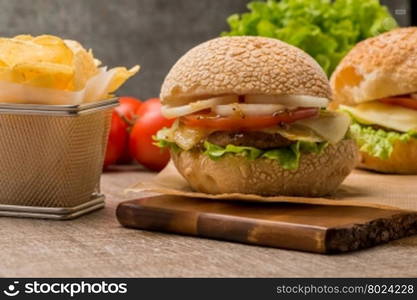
153, 136, 181, 153
349, 123, 417, 160
261, 145, 300, 170
203, 142, 263, 160
155, 134, 327, 170
222, 0, 397, 76
203, 140, 327, 170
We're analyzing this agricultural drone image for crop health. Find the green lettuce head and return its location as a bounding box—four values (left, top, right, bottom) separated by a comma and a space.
155, 133, 328, 170
222, 0, 397, 76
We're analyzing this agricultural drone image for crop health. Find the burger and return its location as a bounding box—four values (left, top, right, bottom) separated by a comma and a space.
155, 36, 357, 196
331, 27, 417, 174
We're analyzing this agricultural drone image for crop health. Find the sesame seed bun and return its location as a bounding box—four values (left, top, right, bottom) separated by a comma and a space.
331, 27, 417, 107
161, 36, 330, 107
171, 140, 357, 197
358, 138, 417, 174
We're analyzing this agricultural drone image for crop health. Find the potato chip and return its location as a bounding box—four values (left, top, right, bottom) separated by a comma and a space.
64, 40, 99, 90
0, 36, 72, 67
0, 66, 25, 83
0, 34, 139, 103
64, 40, 99, 66
0, 38, 41, 66
63, 39, 84, 53
72, 50, 99, 90
90, 50, 102, 67
106, 65, 140, 94
13, 62, 74, 90
13, 34, 34, 41
32, 35, 73, 65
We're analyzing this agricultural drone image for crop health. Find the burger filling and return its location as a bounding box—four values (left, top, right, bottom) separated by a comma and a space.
206, 131, 293, 148
340, 95, 417, 160
155, 94, 351, 170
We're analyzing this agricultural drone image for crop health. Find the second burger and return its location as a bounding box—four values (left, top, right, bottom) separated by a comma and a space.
331, 28, 417, 174
156, 36, 357, 196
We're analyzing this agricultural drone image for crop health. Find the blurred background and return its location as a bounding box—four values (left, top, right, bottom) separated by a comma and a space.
0, 0, 412, 99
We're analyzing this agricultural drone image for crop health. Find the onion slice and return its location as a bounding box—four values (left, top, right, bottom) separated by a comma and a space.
295, 111, 350, 144
245, 94, 329, 108
162, 94, 329, 118
161, 95, 237, 118
213, 103, 286, 117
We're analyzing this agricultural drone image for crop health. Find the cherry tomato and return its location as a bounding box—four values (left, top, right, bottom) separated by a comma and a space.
114, 97, 142, 164
115, 96, 142, 124
181, 108, 319, 130
380, 97, 417, 111
129, 98, 175, 171
103, 111, 129, 168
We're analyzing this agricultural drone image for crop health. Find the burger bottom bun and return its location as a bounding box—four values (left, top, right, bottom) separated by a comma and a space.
171, 139, 357, 197
358, 138, 417, 174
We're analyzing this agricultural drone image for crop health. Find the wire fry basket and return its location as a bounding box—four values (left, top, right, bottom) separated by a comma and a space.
0, 98, 118, 219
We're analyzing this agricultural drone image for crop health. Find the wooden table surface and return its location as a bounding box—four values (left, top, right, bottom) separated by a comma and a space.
1, 168, 416, 277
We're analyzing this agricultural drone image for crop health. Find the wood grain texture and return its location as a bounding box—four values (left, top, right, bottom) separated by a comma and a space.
116, 196, 417, 254
1, 169, 417, 277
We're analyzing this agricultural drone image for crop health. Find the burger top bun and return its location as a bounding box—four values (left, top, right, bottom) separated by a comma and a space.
161, 36, 330, 107
331, 27, 417, 107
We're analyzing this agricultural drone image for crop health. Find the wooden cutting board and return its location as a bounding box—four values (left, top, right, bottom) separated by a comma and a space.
116, 195, 417, 254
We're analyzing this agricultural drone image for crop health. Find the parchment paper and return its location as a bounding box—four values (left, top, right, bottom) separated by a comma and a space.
127, 161, 417, 211
0, 67, 116, 105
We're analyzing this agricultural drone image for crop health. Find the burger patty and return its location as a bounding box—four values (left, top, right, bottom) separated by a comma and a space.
206, 131, 293, 149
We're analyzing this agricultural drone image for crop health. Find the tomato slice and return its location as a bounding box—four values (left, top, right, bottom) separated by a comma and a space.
379, 97, 417, 111
181, 108, 319, 130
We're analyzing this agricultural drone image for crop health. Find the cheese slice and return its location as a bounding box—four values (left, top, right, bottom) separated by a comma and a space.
271, 125, 324, 143
295, 111, 350, 144
340, 102, 417, 132
173, 124, 211, 150
261, 111, 350, 144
